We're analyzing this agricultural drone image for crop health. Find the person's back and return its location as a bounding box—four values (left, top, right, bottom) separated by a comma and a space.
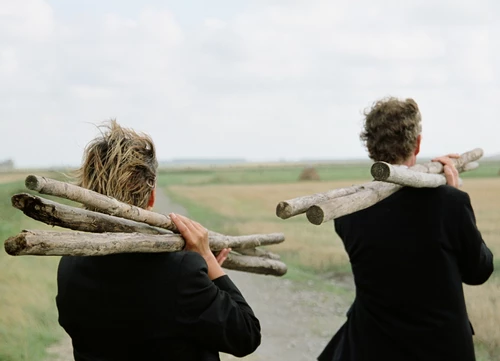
321, 185, 492, 360
318, 97, 494, 361
57, 251, 261, 361
55, 120, 261, 360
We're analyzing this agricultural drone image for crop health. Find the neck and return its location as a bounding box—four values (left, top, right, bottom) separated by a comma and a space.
401, 154, 416, 167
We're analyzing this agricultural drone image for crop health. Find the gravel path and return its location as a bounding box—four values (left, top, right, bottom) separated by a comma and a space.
46, 188, 352, 361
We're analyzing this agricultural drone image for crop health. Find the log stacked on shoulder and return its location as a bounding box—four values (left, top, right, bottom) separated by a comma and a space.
276, 148, 483, 226
4, 175, 287, 277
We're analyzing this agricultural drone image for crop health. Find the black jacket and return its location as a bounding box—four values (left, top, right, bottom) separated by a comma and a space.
318, 185, 494, 361
56, 250, 261, 361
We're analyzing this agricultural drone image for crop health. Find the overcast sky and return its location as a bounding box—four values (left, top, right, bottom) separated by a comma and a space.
1, 0, 499, 168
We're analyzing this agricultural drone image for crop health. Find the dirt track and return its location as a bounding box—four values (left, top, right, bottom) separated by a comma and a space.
46, 188, 351, 361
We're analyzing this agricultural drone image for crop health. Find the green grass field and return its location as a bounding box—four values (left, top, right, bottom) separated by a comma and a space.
0, 181, 64, 361
157, 160, 500, 187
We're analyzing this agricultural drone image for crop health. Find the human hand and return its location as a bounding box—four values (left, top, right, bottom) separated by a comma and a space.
169, 213, 211, 258
432, 153, 460, 188
215, 248, 231, 266
169, 213, 227, 280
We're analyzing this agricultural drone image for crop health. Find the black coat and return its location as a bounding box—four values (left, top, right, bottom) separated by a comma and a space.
318, 185, 494, 361
56, 250, 261, 361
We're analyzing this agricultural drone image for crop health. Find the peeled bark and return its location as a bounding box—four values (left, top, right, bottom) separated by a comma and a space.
371, 157, 481, 188
306, 182, 399, 225
276, 185, 362, 220
12, 193, 170, 235
4, 230, 285, 256
223, 253, 287, 276
304, 149, 483, 225
370, 164, 455, 188
25, 175, 179, 232
277, 148, 483, 221
235, 247, 281, 260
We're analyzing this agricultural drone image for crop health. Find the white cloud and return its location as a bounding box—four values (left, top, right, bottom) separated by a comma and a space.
0, 0, 499, 168
69, 85, 116, 101
204, 18, 227, 30
0, 47, 18, 76
0, 0, 54, 41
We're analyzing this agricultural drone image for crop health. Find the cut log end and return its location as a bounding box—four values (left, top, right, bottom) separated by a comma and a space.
370, 162, 390, 181
305, 205, 325, 225
11, 193, 27, 209
4, 233, 27, 256
275, 202, 293, 219
25, 175, 42, 191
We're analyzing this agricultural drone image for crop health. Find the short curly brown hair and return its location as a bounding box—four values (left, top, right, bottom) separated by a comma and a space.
360, 97, 422, 164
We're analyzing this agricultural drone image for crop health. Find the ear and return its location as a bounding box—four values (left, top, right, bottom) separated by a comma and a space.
147, 187, 156, 210
414, 134, 422, 156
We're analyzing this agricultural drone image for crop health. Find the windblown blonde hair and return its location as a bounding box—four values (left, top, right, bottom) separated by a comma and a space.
74, 119, 158, 209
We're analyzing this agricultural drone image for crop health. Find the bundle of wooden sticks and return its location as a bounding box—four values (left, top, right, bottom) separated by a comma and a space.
3, 148, 484, 277
4, 175, 288, 277
275, 148, 484, 225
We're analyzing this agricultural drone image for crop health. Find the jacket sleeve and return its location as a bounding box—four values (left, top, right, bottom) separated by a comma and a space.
454, 192, 494, 285
175, 251, 261, 357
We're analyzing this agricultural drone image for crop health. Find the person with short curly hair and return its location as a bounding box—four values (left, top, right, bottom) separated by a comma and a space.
318, 97, 494, 361
360, 97, 422, 165
56, 120, 261, 361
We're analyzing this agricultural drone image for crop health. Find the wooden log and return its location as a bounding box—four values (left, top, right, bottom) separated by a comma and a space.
11, 192, 284, 250
222, 253, 287, 276
410, 148, 483, 174
306, 182, 400, 225
25, 175, 179, 232
11, 192, 284, 261
276, 185, 362, 220
464, 161, 479, 172
234, 247, 281, 260
4, 230, 285, 256
278, 148, 483, 221
305, 149, 483, 225
370, 164, 459, 188
12, 193, 170, 235
371, 150, 483, 186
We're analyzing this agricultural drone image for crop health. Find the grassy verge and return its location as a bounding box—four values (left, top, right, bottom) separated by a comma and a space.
0, 181, 64, 361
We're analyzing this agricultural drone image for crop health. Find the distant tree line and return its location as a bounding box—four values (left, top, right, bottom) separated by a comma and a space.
0, 159, 14, 171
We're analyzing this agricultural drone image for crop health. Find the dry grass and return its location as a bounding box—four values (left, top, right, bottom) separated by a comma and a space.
0, 170, 65, 185
460, 179, 500, 357
0, 173, 29, 184
169, 178, 500, 356
169, 180, 357, 274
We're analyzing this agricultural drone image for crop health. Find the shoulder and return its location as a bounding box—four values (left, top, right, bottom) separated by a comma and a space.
178, 251, 209, 277
179, 251, 208, 267
379, 184, 470, 206
416, 185, 471, 205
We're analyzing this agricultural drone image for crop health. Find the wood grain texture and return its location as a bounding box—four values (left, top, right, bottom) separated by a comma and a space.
11, 193, 170, 235
7, 191, 287, 275
223, 253, 287, 276
4, 230, 285, 256
277, 148, 483, 221
25, 175, 179, 232
304, 148, 483, 225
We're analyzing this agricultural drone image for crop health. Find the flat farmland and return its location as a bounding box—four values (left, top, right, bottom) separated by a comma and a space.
162, 176, 500, 358
0, 163, 498, 360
